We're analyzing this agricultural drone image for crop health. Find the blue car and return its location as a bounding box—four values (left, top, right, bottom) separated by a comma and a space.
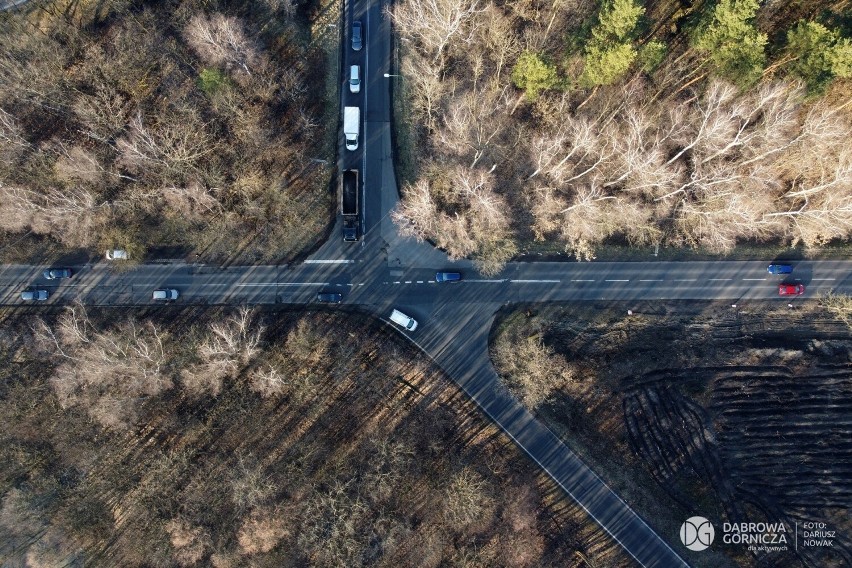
435, 272, 462, 282
767, 264, 793, 275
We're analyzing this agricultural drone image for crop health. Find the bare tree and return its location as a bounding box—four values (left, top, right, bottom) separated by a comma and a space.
34, 304, 171, 429
0, 107, 30, 164
182, 307, 263, 397
394, 165, 515, 273
165, 518, 211, 567
0, 183, 106, 246
237, 510, 287, 555
116, 109, 216, 182
434, 81, 512, 168
184, 14, 261, 77
388, 0, 485, 66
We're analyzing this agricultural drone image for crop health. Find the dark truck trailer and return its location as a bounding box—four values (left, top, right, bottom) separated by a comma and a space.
342, 169, 359, 242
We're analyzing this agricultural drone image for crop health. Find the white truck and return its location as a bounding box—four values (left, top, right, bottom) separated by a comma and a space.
344, 106, 359, 151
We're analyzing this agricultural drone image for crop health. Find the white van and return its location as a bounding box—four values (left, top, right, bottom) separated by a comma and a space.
349, 65, 360, 93
389, 309, 418, 331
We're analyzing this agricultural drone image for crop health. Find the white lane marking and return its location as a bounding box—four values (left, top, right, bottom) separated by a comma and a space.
236, 282, 328, 287
417, 281, 424, 284
605, 279, 629, 282
673, 279, 696, 282
303, 260, 354, 264
571, 279, 595, 282
510, 279, 560, 283
639, 279, 663, 282
812, 278, 836, 281
743, 278, 766, 281
393, 281, 400, 284
707, 278, 732, 281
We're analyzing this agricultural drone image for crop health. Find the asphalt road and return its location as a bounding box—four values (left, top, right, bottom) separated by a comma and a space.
4, 0, 851, 566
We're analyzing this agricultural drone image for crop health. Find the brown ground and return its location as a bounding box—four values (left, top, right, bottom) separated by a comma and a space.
492, 301, 852, 568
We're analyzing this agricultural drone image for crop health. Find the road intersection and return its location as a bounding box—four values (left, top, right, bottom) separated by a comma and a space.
3, 0, 851, 566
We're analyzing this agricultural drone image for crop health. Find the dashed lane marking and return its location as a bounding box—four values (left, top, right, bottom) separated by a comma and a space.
236, 282, 328, 287
605, 279, 629, 282
639, 279, 663, 282
743, 278, 766, 281
303, 260, 354, 264
510, 279, 560, 283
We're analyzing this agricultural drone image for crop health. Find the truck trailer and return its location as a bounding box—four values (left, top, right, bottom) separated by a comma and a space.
342, 169, 359, 242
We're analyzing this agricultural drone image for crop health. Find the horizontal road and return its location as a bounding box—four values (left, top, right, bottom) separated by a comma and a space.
3, 260, 848, 306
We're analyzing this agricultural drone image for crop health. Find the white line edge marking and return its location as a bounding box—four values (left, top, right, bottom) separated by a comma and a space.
510, 279, 560, 283
605, 279, 629, 282
707, 278, 732, 281
571, 279, 595, 282
466, 279, 504, 283
639, 279, 663, 282
303, 259, 354, 264
812, 278, 836, 281
673, 279, 696, 281
743, 278, 766, 281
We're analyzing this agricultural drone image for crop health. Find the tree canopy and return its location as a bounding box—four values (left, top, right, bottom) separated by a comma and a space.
693, 0, 767, 87
581, 0, 644, 87
511, 50, 560, 100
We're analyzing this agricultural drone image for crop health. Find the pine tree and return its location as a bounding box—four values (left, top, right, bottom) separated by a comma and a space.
580, 0, 645, 87
693, 0, 766, 88
511, 50, 559, 100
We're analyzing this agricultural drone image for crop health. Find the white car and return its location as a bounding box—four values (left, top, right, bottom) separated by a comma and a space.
389, 309, 418, 331
349, 65, 361, 93
106, 249, 128, 260
152, 289, 179, 301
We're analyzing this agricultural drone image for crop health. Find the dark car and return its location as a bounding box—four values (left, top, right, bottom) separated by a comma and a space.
435, 272, 462, 283
778, 284, 805, 296
21, 289, 49, 301
317, 292, 343, 303
43, 267, 72, 279
352, 21, 362, 51
767, 264, 793, 275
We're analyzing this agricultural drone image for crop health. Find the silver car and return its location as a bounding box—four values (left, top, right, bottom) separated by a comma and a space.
349, 65, 361, 93
22, 289, 49, 301
152, 289, 179, 301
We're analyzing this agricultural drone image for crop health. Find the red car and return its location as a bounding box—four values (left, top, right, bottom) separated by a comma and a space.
778, 284, 805, 296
